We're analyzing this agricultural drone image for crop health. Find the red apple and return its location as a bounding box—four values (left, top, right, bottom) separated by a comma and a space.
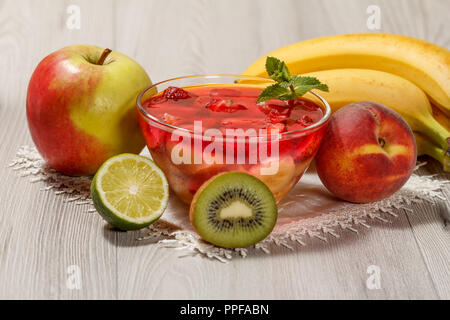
315, 101, 417, 203
27, 45, 151, 176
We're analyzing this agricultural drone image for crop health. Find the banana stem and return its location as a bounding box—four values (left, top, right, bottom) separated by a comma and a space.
433, 102, 450, 118
427, 145, 445, 164
426, 107, 450, 172
424, 116, 450, 152
416, 134, 443, 161
414, 131, 450, 172
444, 138, 450, 172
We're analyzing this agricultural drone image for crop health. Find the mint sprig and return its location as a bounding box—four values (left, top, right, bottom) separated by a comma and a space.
257, 56, 329, 103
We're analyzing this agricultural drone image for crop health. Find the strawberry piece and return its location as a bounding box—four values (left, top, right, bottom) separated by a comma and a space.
147, 126, 166, 150
145, 94, 168, 106
162, 113, 182, 125
278, 140, 295, 156
205, 98, 247, 113
293, 132, 324, 161
267, 122, 286, 133
259, 101, 293, 126
297, 115, 314, 127
269, 123, 291, 156
289, 98, 320, 111
270, 105, 292, 116
268, 112, 289, 124
163, 86, 191, 101
258, 102, 292, 116
194, 96, 212, 108
293, 137, 315, 161
258, 103, 272, 115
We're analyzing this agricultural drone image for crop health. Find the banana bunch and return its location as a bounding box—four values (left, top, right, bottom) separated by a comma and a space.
243, 33, 450, 171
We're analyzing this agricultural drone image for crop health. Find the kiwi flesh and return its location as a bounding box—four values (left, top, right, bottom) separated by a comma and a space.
189, 172, 278, 248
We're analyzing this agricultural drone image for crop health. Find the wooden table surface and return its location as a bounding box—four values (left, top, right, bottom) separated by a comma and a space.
0, 0, 449, 300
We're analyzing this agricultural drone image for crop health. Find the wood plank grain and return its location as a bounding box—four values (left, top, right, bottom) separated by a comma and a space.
0, 0, 118, 299
0, 0, 448, 299
372, 0, 450, 300
113, 0, 448, 300
406, 161, 450, 299
116, 214, 440, 299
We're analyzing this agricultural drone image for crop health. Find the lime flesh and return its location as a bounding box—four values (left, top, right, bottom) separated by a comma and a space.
91, 154, 169, 230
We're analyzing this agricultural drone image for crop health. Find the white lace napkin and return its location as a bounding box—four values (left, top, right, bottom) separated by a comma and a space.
10, 146, 449, 262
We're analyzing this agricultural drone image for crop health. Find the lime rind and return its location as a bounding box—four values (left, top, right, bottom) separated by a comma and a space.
91, 153, 169, 231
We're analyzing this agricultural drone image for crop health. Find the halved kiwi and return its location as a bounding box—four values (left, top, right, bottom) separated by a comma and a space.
189, 172, 278, 248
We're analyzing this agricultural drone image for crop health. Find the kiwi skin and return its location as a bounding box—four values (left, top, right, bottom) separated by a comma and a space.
189, 172, 278, 248
189, 173, 226, 227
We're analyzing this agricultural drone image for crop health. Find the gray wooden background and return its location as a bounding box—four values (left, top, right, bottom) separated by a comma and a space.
0, 0, 449, 299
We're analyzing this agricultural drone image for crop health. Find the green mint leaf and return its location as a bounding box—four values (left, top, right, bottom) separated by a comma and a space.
258, 57, 329, 103
257, 84, 291, 103
292, 75, 329, 96
265, 56, 290, 82
278, 93, 298, 101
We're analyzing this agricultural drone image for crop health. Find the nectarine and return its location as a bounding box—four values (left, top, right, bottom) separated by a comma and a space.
315, 101, 417, 203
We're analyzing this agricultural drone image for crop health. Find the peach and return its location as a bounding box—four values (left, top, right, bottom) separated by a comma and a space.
315, 101, 417, 203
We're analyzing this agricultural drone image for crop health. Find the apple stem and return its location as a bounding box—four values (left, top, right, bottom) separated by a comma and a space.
97, 48, 112, 65
378, 138, 386, 148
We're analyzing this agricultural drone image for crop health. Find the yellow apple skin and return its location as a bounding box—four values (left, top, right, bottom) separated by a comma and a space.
315, 101, 417, 203
27, 45, 151, 176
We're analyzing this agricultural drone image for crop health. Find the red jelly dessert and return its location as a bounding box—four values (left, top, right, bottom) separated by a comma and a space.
138, 77, 329, 204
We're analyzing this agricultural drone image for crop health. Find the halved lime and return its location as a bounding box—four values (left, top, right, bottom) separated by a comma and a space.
91, 154, 169, 231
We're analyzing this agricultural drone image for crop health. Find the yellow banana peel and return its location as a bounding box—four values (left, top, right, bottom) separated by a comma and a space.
243, 33, 450, 117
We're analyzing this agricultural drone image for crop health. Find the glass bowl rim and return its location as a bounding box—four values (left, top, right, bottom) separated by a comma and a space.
136, 74, 331, 138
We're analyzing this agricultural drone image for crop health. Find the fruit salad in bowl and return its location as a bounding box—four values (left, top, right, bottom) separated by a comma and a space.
137, 74, 330, 204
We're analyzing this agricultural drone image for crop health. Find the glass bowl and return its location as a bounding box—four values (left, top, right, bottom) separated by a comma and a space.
137, 75, 330, 204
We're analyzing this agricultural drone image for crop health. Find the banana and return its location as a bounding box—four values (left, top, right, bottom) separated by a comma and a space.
415, 132, 443, 161
414, 132, 450, 171
243, 33, 450, 116
301, 68, 450, 171
432, 104, 450, 131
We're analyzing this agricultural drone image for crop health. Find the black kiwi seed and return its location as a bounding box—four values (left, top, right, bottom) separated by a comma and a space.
189, 172, 278, 248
